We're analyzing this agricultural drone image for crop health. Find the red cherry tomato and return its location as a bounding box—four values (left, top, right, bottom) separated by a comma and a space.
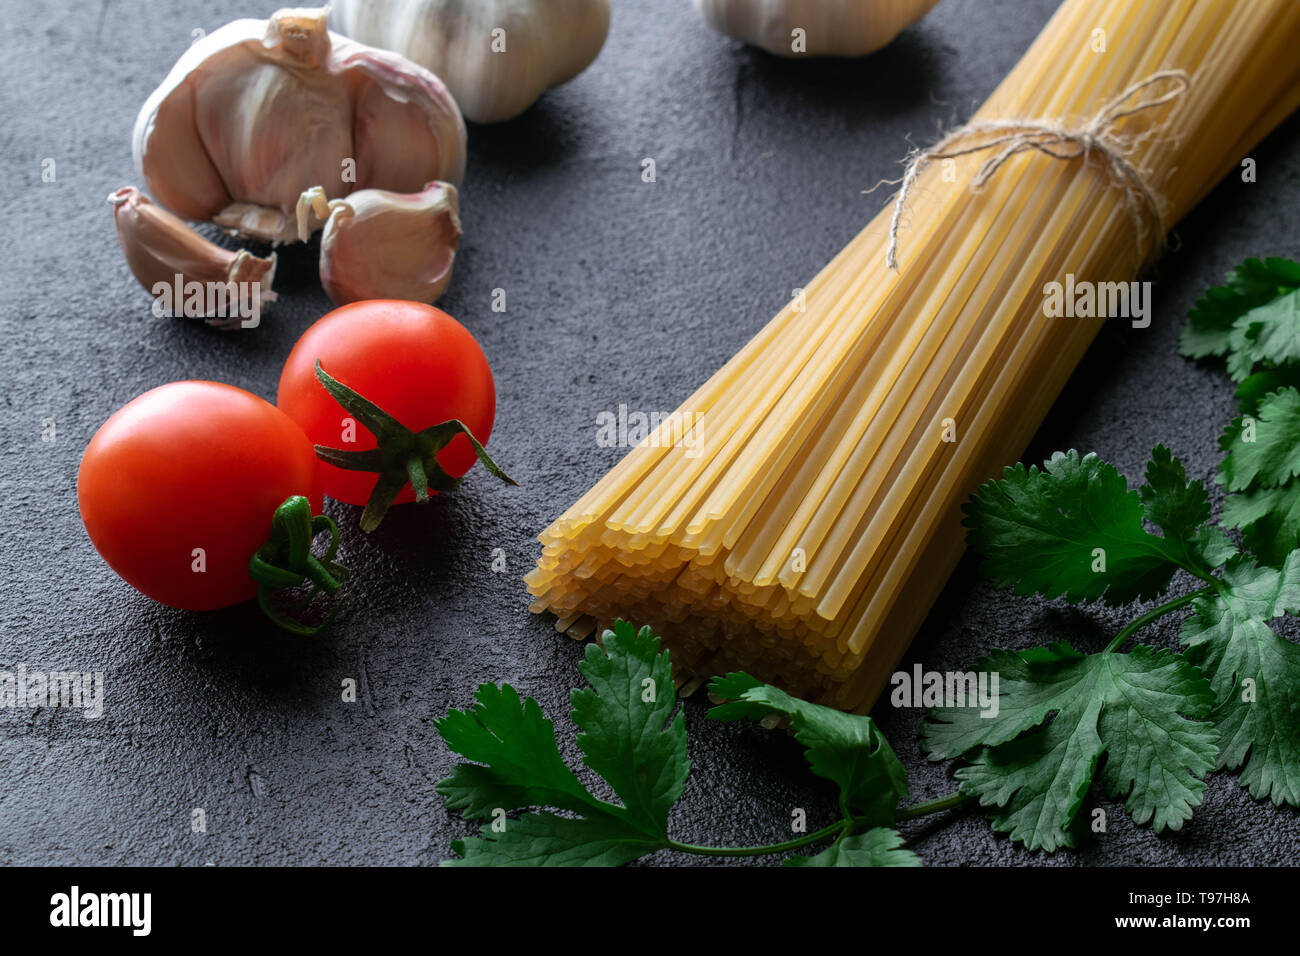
78, 382, 323, 611
276, 300, 496, 507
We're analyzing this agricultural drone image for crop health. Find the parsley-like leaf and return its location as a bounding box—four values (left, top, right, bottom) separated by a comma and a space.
1179, 551, 1300, 805
572, 621, 689, 838
923, 643, 1218, 852
1223, 486, 1300, 569
1217, 388, 1300, 566
449, 812, 661, 867
1183, 258, 1300, 567
1140, 444, 1236, 569
708, 672, 909, 823
785, 828, 920, 867
437, 625, 928, 866
435, 683, 606, 820
1236, 367, 1300, 413
1140, 444, 1210, 540
1237, 287, 1300, 370
964, 450, 1196, 605
436, 623, 687, 866
1179, 257, 1300, 365
1218, 387, 1300, 491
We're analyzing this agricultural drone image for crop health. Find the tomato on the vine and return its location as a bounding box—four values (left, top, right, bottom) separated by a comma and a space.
78, 382, 326, 612
277, 300, 512, 531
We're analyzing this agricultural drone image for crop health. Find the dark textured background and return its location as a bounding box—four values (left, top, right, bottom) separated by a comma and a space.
2, 0, 1298, 866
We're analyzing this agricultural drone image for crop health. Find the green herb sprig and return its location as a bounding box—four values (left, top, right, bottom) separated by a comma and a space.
1183, 257, 1300, 564
435, 622, 930, 866
923, 256, 1300, 850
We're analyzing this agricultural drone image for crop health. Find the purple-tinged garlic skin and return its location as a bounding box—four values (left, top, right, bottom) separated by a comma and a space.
132, 6, 467, 244
109, 187, 277, 329
302, 181, 462, 306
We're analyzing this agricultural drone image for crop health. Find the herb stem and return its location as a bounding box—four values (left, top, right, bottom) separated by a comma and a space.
666, 790, 971, 858
1103, 586, 1212, 654
666, 820, 850, 858
1188, 568, 1223, 589
897, 791, 971, 819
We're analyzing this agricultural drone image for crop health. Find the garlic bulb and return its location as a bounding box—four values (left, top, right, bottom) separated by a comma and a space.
132, 6, 467, 244
297, 181, 461, 306
332, 0, 611, 124
693, 0, 940, 58
108, 187, 276, 329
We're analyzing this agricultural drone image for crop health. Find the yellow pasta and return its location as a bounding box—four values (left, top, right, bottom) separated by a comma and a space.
527, 0, 1300, 712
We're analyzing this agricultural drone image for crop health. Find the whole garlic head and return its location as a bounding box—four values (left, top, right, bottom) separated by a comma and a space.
693, 0, 940, 58
297, 181, 462, 306
132, 6, 467, 244
332, 0, 612, 124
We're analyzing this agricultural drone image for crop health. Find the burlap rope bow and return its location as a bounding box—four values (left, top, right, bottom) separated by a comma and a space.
877, 69, 1191, 271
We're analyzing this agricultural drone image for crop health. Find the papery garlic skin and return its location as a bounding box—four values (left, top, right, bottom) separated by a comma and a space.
301, 181, 462, 306
132, 6, 467, 244
108, 187, 277, 329
693, 0, 940, 58
332, 0, 611, 124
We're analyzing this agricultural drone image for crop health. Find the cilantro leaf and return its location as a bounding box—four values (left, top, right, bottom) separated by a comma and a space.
1139, 445, 1237, 569
1222, 485, 1300, 569
447, 812, 662, 867
1218, 387, 1300, 491
572, 621, 689, 838
1217, 387, 1300, 567
923, 643, 1218, 852
785, 828, 920, 867
1226, 257, 1300, 304
437, 626, 929, 866
1182, 259, 1300, 567
1180, 257, 1300, 364
964, 450, 1195, 605
1236, 367, 1300, 413
435, 683, 606, 820
1140, 444, 1210, 540
436, 623, 687, 866
1179, 551, 1300, 805
1236, 287, 1300, 370
708, 672, 908, 823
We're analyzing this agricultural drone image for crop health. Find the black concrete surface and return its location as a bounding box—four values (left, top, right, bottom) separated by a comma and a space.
2, 0, 1298, 866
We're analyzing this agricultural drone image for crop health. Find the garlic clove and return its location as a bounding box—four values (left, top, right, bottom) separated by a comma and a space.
213, 202, 304, 245
133, 6, 466, 242
109, 186, 277, 330
351, 49, 468, 188
295, 186, 334, 244
693, 0, 941, 58
332, 0, 612, 124
303, 181, 462, 306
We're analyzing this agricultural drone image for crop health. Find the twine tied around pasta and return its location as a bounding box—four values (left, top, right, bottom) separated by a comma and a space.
878, 69, 1190, 271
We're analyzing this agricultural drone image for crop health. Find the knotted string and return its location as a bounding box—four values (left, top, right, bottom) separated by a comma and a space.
877, 69, 1190, 271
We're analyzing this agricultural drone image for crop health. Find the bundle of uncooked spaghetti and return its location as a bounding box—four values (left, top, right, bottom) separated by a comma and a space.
527, 0, 1300, 712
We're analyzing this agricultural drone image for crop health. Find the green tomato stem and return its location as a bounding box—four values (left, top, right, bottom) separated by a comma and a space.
311, 361, 517, 532
247, 496, 350, 635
